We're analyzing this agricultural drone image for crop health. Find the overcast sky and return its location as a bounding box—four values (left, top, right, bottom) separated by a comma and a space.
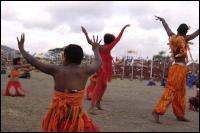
1, 1, 199, 61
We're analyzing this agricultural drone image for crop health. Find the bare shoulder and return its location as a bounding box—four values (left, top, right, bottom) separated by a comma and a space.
80, 64, 92, 77
80, 64, 89, 73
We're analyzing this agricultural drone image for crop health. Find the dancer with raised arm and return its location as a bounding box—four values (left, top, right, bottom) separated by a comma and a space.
4, 57, 31, 97
82, 24, 130, 114
152, 16, 199, 123
17, 32, 102, 132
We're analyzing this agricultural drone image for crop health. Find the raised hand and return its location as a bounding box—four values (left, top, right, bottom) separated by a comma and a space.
81, 26, 92, 44
91, 35, 101, 50
81, 26, 87, 34
155, 16, 174, 37
17, 33, 25, 50
121, 24, 130, 31
155, 16, 164, 21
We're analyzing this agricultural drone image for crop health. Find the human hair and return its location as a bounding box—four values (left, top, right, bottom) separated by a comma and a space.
104, 33, 115, 45
64, 44, 83, 65
13, 57, 21, 65
177, 24, 189, 36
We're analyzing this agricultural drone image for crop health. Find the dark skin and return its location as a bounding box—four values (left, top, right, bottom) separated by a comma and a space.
155, 16, 199, 41
153, 16, 199, 123
155, 16, 199, 64
81, 24, 130, 50
17, 33, 102, 92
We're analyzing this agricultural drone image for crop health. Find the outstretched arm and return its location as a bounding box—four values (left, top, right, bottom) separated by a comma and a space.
186, 29, 199, 41
155, 16, 174, 37
85, 35, 102, 76
106, 24, 130, 50
17, 33, 59, 75
81, 26, 92, 45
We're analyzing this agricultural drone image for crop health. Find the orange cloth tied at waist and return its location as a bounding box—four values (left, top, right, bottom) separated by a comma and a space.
42, 90, 86, 132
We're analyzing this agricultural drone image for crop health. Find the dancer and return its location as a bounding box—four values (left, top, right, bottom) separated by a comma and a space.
17, 33, 102, 132
4, 57, 31, 97
152, 16, 199, 123
82, 24, 130, 114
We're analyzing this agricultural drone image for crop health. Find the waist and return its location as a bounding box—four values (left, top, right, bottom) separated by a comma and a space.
55, 88, 83, 93
174, 56, 186, 63
52, 90, 85, 106
10, 78, 19, 82
173, 62, 186, 66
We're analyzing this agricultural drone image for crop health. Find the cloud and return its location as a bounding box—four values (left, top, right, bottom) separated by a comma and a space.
1, 2, 18, 21
1, 1, 199, 61
44, 1, 114, 32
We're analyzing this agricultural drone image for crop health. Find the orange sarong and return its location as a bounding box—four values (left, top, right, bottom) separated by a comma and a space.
154, 64, 187, 119
42, 90, 99, 132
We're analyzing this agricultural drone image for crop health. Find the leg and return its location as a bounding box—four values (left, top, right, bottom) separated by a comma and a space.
89, 80, 102, 115
88, 105, 97, 115
153, 87, 175, 123
89, 87, 98, 115
172, 68, 188, 122
16, 82, 25, 96
96, 101, 103, 110
96, 83, 107, 110
153, 65, 181, 123
172, 95, 188, 121
152, 111, 161, 123
9, 86, 17, 96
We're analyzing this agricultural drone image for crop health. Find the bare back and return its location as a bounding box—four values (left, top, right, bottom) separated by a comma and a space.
53, 65, 89, 92
17, 33, 102, 94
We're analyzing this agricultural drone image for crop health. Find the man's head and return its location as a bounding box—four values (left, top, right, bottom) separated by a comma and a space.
64, 44, 83, 65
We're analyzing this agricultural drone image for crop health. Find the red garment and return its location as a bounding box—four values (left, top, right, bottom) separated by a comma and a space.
4, 69, 25, 97
87, 83, 95, 100
86, 75, 97, 100
91, 30, 124, 106
99, 30, 124, 82
4, 80, 25, 96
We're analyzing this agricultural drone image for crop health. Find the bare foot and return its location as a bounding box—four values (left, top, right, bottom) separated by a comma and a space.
88, 108, 97, 115
152, 111, 161, 123
96, 102, 103, 110
97, 106, 103, 110
177, 117, 190, 122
